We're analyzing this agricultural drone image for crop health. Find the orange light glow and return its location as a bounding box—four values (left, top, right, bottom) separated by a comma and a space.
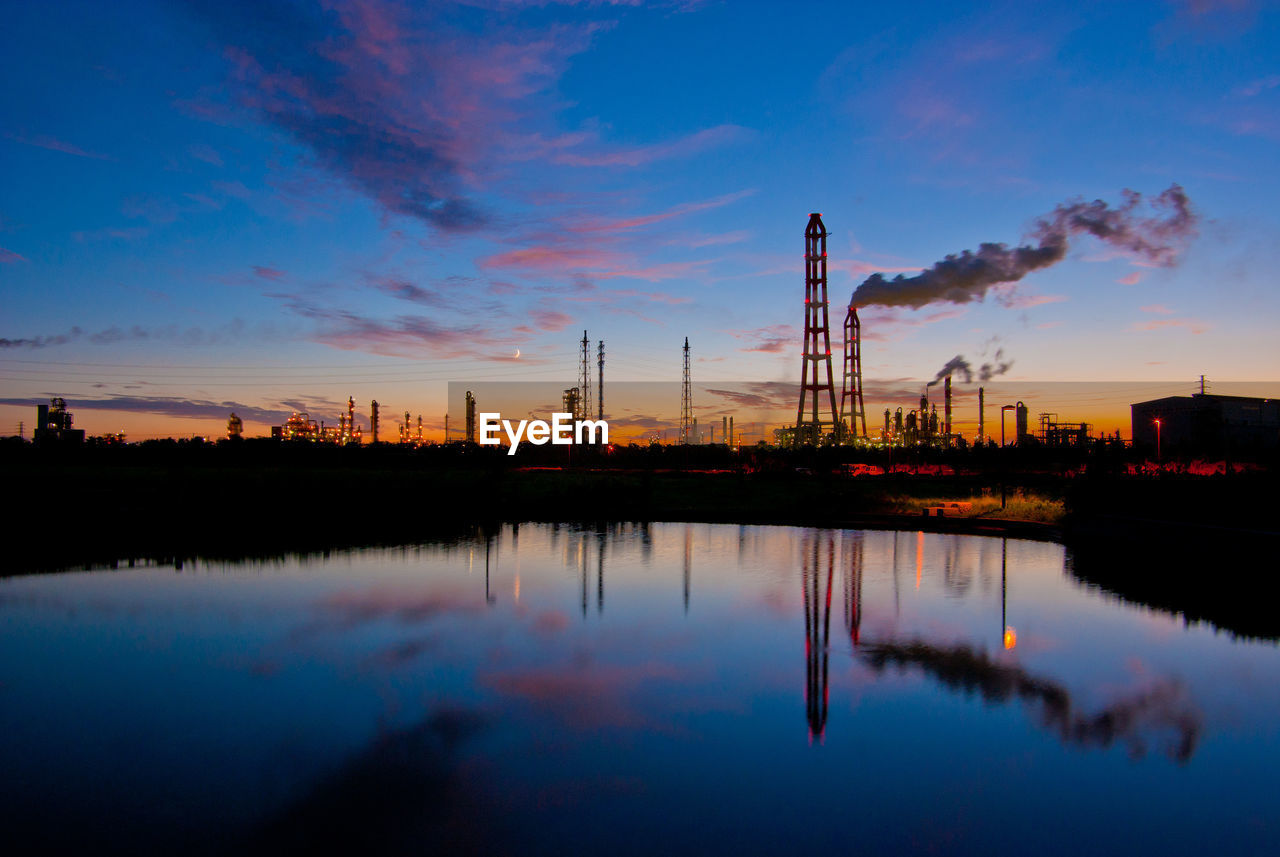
1003, 627, 1017, 650
915, 531, 923, 590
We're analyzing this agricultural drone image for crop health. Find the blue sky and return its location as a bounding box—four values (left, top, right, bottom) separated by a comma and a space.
2, 0, 1278, 438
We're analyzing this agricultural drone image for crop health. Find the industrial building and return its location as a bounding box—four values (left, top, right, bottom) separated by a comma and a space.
270, 397, 363, 443
34, 397, 85, 444
1132, 393, 1279, 456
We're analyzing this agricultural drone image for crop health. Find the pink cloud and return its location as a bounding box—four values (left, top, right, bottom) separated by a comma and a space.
563, 189, 755, 235
829, 259, 922, 279
1235, 74, 1280, 97
1130, 318, 1210, 335
1140, 304, 1175, 314
551, 124, 753, 167
727, 324, 797, 354
271, 291, 522, 360
671, 230, 751, 248
188, 143, 224, 167
0, 247, 26, 264
856, 306, 969, 341
479, 242, 710, 283
252, 265, 286, 281
1000, 293, 1068, 310
529, 308, 575, 331
71, 227, 149, 243
1117, 270, 1145, 285
5, 132, 111, 160
479, 245, 625, 273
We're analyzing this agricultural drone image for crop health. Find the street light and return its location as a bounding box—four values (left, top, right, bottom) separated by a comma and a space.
1154, 418, 1162, 462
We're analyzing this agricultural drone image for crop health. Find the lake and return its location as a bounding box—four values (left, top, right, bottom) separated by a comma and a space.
2, 523, 1277, 855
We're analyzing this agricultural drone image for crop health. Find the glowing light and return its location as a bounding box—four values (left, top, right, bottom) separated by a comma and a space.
1003, 626, 1017, 649
915, 531, 923, 590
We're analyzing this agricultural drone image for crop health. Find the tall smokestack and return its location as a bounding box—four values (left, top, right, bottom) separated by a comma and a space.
978, 387, 985, 444
371, 400, 379, 443
944, 375, 952, 445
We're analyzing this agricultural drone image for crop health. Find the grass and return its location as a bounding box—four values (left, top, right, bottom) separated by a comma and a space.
884, 490, 1066, 525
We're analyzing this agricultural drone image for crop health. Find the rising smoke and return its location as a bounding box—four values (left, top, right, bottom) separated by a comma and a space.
926, 348, 1013, 386
851, 185, 1197, 309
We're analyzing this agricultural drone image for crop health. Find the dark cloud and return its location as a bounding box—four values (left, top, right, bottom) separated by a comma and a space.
372, 277, 451, 308
0, 327, 83, 348
271, 290, 518, 359
852, 185, 1198, 309
182, 0, 598, 232
925, 348, 1014, 386
0, 321, 260, 349
0, 395, 300, 424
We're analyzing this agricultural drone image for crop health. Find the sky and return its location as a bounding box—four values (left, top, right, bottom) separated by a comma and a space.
2, 0, 1278, 440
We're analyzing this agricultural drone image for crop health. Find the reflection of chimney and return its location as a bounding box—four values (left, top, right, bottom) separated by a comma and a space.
803, 535, 834, 742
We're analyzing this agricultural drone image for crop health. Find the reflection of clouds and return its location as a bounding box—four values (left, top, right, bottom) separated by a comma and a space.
248, 708, 489, 854
365, 635, 442, 669
861, 640, 1202, 762
482, 662, 688, 731
308, 587, 480, 633
531, 609, 570, 635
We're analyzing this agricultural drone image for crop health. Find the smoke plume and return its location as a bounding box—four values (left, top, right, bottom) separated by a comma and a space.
851, 185, 1197, 309
926, 348, 1013, 386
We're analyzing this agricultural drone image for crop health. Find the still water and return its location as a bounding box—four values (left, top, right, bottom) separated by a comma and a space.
2, 523, 1277, 855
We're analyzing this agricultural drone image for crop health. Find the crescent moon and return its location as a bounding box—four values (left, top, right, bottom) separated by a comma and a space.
514, 348, 521, 359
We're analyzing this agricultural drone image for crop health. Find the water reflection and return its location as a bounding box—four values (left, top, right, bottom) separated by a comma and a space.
2, 523, 1278, 856
250, 708, 488, 855
801, 533, 834, 741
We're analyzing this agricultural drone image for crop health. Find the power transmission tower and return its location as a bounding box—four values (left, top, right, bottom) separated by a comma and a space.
579, 330, 592, 422
681, 337, 692, 444
796, 213, 839, 446
597, 340, 605, 421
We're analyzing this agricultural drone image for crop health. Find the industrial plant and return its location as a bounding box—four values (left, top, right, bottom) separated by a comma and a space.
11, 213, 1276, 458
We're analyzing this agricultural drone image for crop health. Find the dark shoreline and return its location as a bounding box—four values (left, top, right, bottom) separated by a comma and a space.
4, 443, 1277, 641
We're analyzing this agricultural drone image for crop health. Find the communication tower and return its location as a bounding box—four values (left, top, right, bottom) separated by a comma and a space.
680, 337, 693, 444
597, 340, 605, 421
579, 330, 592, 422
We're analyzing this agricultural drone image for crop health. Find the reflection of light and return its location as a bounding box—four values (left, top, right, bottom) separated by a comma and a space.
1003, 626, 1017, 649
514, 573, 521, 603
915, 531, 923, 590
